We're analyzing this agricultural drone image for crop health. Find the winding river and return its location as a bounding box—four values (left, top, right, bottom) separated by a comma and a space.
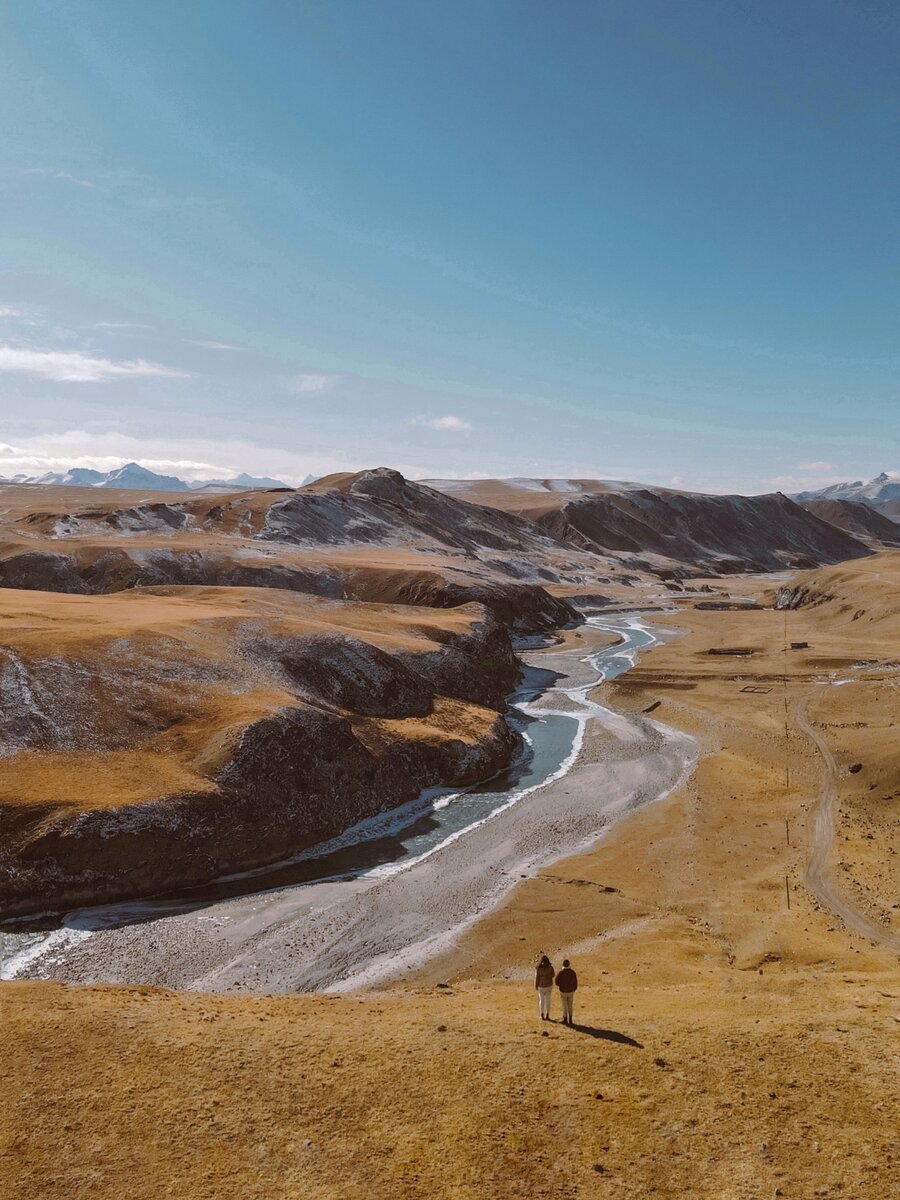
2, 612, 688, 988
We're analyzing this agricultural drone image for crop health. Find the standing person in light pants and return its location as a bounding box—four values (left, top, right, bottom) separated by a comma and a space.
555, 958, 578, 1026
535, 954, 555, 1020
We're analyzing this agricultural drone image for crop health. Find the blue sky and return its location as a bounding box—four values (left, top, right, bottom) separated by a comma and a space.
0, 0, 897, 491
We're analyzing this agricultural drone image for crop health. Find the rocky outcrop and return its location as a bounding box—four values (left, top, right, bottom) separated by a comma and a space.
0, 596, 526, 918
3, 701, 516, 919
0, 547, 346, 599
340, 569, 573, 632
771, 555, 899, 630
0, 547, 574, 632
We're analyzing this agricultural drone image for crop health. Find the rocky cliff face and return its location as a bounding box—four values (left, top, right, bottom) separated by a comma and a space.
0, 547, 573, 631
771, 552, 900, 630
0, 591, 524, 918
5, 699, 517, 920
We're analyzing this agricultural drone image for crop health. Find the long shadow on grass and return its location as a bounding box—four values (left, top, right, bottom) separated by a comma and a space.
569, 1025, 643, 1048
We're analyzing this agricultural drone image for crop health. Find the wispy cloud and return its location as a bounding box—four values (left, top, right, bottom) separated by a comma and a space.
0, 305, 25, 318
293, 373, 337, 394
414, 414, 472, 433
23, 167, 96, 189
186, 339, 242, 351
796, 460, 835, 472
95, 321, 152, 330
765, 473, 841, 493
0, 346, 187, 383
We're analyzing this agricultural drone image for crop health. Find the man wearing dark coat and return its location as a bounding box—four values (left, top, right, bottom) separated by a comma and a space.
555, 958, 578, 1026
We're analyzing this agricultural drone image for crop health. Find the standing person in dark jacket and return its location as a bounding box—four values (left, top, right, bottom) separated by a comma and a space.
534, 954, 555, 1020
555, 959, 578, 1026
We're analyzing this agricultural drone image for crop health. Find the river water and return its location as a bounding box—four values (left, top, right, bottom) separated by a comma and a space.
1, 612, 663, 979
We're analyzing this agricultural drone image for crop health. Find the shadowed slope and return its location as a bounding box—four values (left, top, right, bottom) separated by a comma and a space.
428, 478, 872, 574
800, 498, 900, 547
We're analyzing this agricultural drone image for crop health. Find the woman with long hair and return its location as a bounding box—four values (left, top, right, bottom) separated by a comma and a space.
534, 954, 555, 1020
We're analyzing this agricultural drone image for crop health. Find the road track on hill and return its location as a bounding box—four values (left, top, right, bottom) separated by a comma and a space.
796, 688, 900, 954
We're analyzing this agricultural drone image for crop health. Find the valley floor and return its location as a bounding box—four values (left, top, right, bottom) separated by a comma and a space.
2, 556, 898, 1199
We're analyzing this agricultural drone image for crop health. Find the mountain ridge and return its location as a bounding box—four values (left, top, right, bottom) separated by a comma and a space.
424, 475, 874, 573
0, 461, 293, 492
798, 498, 900, 546
791, 471, 900, 507
0, 468, 879, 598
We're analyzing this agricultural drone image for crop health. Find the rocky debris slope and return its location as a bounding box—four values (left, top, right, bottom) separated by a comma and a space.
0, 588, 523, 918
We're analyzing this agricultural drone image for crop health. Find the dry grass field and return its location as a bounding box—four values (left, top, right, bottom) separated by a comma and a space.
3, 554, 898, 1199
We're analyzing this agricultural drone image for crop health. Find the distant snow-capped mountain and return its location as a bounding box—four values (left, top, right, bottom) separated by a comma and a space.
0, 461, 291, 492
189, 471, 294, 491
792, 472, 900, 507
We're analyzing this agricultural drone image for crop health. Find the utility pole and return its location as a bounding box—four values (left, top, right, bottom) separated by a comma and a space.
783, 605, 791, 915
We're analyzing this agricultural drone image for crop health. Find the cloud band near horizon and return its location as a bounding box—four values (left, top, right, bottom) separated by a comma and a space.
0, 345, 186, 383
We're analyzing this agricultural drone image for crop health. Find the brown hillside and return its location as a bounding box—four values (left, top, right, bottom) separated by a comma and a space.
0, 479, 583, 628
4, 554, 898, 1200
800, 497, 900, 547
0, 587, 521, 917
429, 478, 872, 574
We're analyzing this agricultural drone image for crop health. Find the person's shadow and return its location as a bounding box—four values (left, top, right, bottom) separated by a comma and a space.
568, 1024, 643, 1048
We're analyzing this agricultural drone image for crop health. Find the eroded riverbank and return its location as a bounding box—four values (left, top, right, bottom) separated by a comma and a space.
3, 614, 695, 991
